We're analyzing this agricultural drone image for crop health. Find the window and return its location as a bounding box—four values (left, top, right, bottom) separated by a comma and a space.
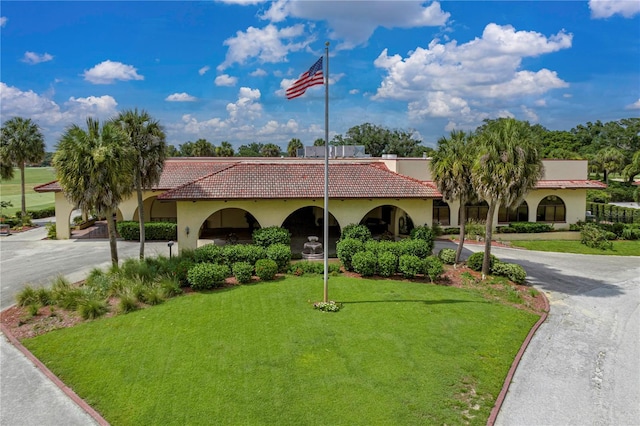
432, 199, 450, 225
536, 196, 565, 222
498, 201, 529, 223
463, 201, 489, 223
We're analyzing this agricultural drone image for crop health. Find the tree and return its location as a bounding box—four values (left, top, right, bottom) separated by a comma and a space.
623, 150, 640, 182
54, 118, 134, 267
430, 130, 476, 263
287, 138, 303, 157
472, 118, 544, 277
313, 138, 326, 146
166, 144, 180, 157
192, 138, 215, 157
216, 141, 235, 157
595, 147, 625, 184
113, 109, 166, 260
237, 143, 264, 157
179, 141, 195, 156
0, 117, 46, 224
261, 143, 281, 157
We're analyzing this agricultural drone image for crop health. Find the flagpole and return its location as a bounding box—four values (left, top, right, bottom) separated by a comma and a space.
323, 41, 330, 303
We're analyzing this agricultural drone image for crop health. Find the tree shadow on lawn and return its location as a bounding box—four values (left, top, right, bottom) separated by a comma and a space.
342, 299, 480, 306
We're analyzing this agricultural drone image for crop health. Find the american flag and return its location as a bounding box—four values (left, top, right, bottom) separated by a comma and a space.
286, 57, 324, 100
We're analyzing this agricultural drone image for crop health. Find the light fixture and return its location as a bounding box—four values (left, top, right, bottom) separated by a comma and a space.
185, 226, 190, 236
167, 240, 174, 258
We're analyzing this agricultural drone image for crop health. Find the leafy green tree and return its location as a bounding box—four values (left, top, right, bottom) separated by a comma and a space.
595, 147, 625, 184
179, 141, 195, 156
287, 138, 303, 157
0, 117, 46, 223
623, 150, 640, 182
166, 145, 180, 157
237, 142, 264, 157
430, 130, 476, 263
54, 118, 134, 267
472, 118, 544, 276
261, 143, 281, 157
192, 138, 215, 157
216, 141, 235, 157
313, 138, 326, 146
113, 109, 166, 259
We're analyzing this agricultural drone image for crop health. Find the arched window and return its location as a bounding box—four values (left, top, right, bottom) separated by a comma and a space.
432, 199, 450, 226
498, 201, 529, 223
536, 195, 566, 222
462, 201, 489, 223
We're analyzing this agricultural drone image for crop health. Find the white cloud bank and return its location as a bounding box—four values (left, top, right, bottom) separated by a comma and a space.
83, 60, 144, 84
215, 74, 238, 86
22, 51, 54, 64
1, 17, 7, 27
589, 0, 640, 18
165, 92, 197, 102
626, 99, 640, 110
373, 23, 572, 128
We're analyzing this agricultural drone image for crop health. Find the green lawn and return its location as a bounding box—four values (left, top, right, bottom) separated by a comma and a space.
509, 239, 640, 256
24, 275, 539, 425
0, 167, 56, 215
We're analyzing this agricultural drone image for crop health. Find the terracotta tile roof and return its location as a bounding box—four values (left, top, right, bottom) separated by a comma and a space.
158, 162, 440, 200
155, 159, 235, 189
34, 180, 62, 192
534, 180, 607, 189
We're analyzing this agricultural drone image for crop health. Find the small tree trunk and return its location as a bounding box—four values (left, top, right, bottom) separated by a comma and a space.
481, 201, 497, 278
455, 200, 467, 264
106, 208, 119, 267
137, 180, 145, 260
20, 163, 27, 224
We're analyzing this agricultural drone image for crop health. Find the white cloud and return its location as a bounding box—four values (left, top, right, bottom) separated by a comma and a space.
626, 99, 640, 110
216, 0, 266, 4
0, 82, 63, 124
226, 87, 262, 122
218, 24, 313, 70
261, 1, 450, 49
199, 65, 211, 76
373, 23, 571, 126
64, 95, 118, 116
250, 68, 267, 77
165, 92, 197, 102
83, 60, 144, 84
589, 0, 640, 18
21, 51, 54, 64
534, 99, 547, 107
349, 89, 359, 95
0, 17, 7, 27
520, 105, 539, 122
215, 74, 238, 86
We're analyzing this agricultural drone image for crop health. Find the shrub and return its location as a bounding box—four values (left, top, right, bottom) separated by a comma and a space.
187, 263, 230, 290
46, 222, 56, 239
398, 238, 433, 258
287, 261, 341, 276
580, 223, 613, 250
35, 287, 53, 306
194, 244, 224, 264
232, 262, 254, 284
622, 225, 640, 240
491, 262, 527, 285
364, 239, 379, 254
377, 251, 397, 277
466, 252, 499, 272
313, 301, 342, 312
431, 222, 443, 237
266, 243, 291, 272
16, 285, 38, 307
142, 286, 165, 306
223, 244, 266, 265
116, 221, 177, 241
340, 224, 372, 242
442, 227, 460, 235
423, 256, 444, 283
336, 238, 365, 271
255, 259, 278, 281
465, 220, 485, 239
252, 226, 291, 247
410, 225, 434, 245
351, 251, 377, 276
398, 254, 422, 278
158, 277, 182, 298
118, 292, 139, 313
78, 297, 109, 320
55, 287, 85, 311
437, 248, 456, 265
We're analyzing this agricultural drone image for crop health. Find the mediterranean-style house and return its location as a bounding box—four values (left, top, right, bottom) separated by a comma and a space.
35, 156, 606, 253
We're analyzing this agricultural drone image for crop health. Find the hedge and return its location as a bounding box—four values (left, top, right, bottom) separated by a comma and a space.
117, 221, 177, 241
587, 202, 640, 224
495, 222, 554, 234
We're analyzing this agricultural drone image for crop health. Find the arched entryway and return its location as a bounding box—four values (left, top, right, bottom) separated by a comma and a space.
282, 206, 340, 238
537, 196, 566, 222
199, 208, 261, 241
360, 205, 414, 237
498, 201, 529, 224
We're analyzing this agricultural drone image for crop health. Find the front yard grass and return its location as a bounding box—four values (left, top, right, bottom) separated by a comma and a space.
509, 239, 640, 256
0, 167, 56, 215
23, 275, 539, 426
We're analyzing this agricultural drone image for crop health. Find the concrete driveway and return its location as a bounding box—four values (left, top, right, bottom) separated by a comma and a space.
1, 232, 638, 425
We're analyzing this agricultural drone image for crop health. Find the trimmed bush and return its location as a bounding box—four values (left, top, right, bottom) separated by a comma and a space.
622, 225, 640, 240
232, 262, 254, 284
410, 225, 435, 244
492, 262, 527, 285
351, 251, 377, 277
223, 244, 266, 265
398, 254, 422, 278
364, 239, 379, 254
377, 251, 397, 277
340, 223, 372, 242
15, 207, 55, 219
423, 256, 444, 283
266, 243, 292, 272
252, 226, 291, 247
580, 223, 613, 250
194, 244, 224, 264
437, 248, 456, 265
466, 252, 499, 272
116, 221, 177, 241
287, 261, 341, 276
187, 263, 230, 290
78, 297, 109, 320
255, 259, 278, 281
398, 238, 433, 258
336, 238, 365, 271
495, 222, 553, 234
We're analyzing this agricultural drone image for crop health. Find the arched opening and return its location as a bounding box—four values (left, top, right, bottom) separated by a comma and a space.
432, 199, 450, 226
537, 195, 566, 222
282, 206, 340, 238
461, 201, 489, 223
199, 208, 261, 242
498, 201, 529, 224
360, 205, 414, 238
132, 198, 177, 223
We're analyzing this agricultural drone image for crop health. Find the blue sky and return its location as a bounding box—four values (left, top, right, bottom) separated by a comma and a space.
1, 0, 639, 151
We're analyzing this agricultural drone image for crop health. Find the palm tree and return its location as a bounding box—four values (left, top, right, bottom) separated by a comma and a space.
0, 117, 46, 224
113, 109, 167, 260
216, 141, 235, 157
430, 130, 476, 264
261, 143, 281, 157
54, 118, 134, 267
192, 138, 215, 157
472, 118, 544, 277
287, 138, 303, 157
595, 147, 625, 184
623, 150, 640, 183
